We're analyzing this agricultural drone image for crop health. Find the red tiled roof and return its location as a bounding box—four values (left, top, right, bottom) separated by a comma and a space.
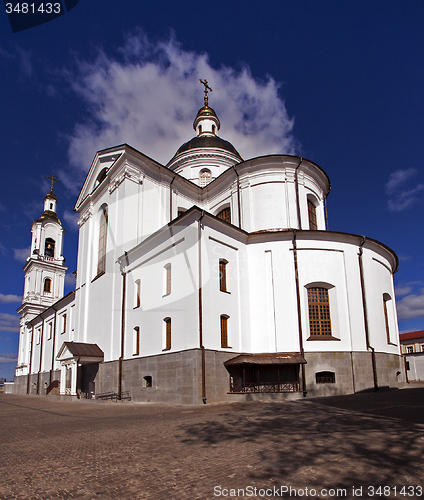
399, 331, 424, 342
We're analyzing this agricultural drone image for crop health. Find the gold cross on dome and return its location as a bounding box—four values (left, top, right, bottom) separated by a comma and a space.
199, 79, 212, 106
46, 174, 59, 192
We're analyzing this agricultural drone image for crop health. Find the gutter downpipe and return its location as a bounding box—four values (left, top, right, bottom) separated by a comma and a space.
324, 192, 330, 231
295, 158, 303, 229
170, 175, 176, 222
50, 308, 58, 385
358, 236, 379, 391
27, 325, 34, 394
198, 210, 207, 404
118, 251, 129, 401
232, 166, 242, 229
37, 317, 45, 395
292, 230, 307, 396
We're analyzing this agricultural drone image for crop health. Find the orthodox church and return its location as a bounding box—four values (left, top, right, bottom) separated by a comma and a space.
14, 82, 405, 403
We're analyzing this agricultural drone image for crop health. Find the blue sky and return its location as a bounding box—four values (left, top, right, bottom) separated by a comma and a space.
1, 1, 424, 380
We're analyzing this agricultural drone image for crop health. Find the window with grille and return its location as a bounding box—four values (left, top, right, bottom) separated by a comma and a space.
164, 318, 171, 350
221, 315, 229, 347
406, 346, 414, 353
316, 371, 335, 384
308, 287, 331, 336
199, 169, 212, 187
219, 260, 227, 292
217, 207, 231, 223
308, 199, 317, 230
97, 207, 108, 275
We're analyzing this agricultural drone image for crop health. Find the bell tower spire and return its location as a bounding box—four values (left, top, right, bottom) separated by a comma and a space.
193, 79, 220, 137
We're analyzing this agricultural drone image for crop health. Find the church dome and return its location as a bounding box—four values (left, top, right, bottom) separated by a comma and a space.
167, 80, 242, 184
173, 134, 242, 159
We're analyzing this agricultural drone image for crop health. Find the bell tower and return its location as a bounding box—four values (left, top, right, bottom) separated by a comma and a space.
18, 175, 68, 320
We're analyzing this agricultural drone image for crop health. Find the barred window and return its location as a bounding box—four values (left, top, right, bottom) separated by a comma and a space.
219, 260, 227, 292
221, 315, 229, 348
316, 371, 335, 384
308, 199, 317, 230
217, 207, 231, 224
97, 207, 108, 275
308, 287, 331, 336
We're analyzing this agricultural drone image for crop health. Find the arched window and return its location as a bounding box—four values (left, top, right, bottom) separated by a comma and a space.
383, 294, 392, 343
219, 260, 228, 292
97, 207, 108, 276
217, 207, 231, 224
221, 315, 229, 348
308, 287, 331, 336
307, 199, 317, 230
43, 278, 51, 294
164, 318, 171, 350
199, 169, 212, 187
44, 238, 55, 258
164, 264, 171, 295
133, 327, 140, 356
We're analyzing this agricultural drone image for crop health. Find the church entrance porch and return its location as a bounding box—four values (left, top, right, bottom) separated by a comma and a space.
56, 342, 104, 397
224, 353, 306, 394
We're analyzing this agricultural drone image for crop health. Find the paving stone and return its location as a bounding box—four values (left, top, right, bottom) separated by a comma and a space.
0, 387, 424, 499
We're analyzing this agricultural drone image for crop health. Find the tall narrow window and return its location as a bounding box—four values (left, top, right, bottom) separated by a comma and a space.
97, 207, 108, 275
134, 280, 141, 308
217, 207, 231, 223
199, 169, 212, 187
308, 200, 317, 230
61, 314, 67, 334
219, 260, 227, 292
221, 315, 229, 348
48, 322, 53, 340
164, 318, 171, 350
43, 278, 51, 293
164, 264, 171, 295
133, 327, 140, 355
383, 296, 390, 343
308, 287, 331, 336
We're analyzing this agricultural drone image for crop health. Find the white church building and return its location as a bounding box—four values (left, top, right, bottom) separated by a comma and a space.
14, 85, 405, 403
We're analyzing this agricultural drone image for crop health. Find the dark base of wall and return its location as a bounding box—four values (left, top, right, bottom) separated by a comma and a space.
14, 351, 405, 404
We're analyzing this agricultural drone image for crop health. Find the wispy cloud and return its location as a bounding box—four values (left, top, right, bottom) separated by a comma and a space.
13, 247, 30, 263
0, 313, 19, 333
385, 168, 424, 212
0, 353, 18, 364
397, 290, 424, 321
0, 294, 22, 304
63, 30, 298, 192
64, 273, 76, 287
63, 209, 80, 231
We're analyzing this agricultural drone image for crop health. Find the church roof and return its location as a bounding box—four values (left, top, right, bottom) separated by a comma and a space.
62, 342, 104, 357
173, 135, 242, 158
36, 210, 61, 225
224, 353, 307, 366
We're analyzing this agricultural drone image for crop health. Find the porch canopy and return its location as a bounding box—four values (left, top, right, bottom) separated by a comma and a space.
224, 352, 306, 366
224, 353, 306, 393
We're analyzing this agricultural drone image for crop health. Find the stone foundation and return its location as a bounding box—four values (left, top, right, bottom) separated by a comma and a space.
14, 350, 405, 403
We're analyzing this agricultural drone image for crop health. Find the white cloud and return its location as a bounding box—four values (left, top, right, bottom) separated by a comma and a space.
397, 290, 424, 321
0, 313, 20, 333
63, 209, 80, 231
385, 169, 424, 212
395, 285, 413, 298
64, 30, 297, 191
0, 294, 22, 304
13, 247, 30, 263
0, 353, 18, 364
64, 273, 76, 287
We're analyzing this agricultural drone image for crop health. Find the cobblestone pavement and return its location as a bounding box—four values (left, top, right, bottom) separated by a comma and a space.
0, 387, 423, 500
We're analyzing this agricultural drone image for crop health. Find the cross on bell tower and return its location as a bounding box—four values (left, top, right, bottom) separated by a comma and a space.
199, 79, 212, 107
